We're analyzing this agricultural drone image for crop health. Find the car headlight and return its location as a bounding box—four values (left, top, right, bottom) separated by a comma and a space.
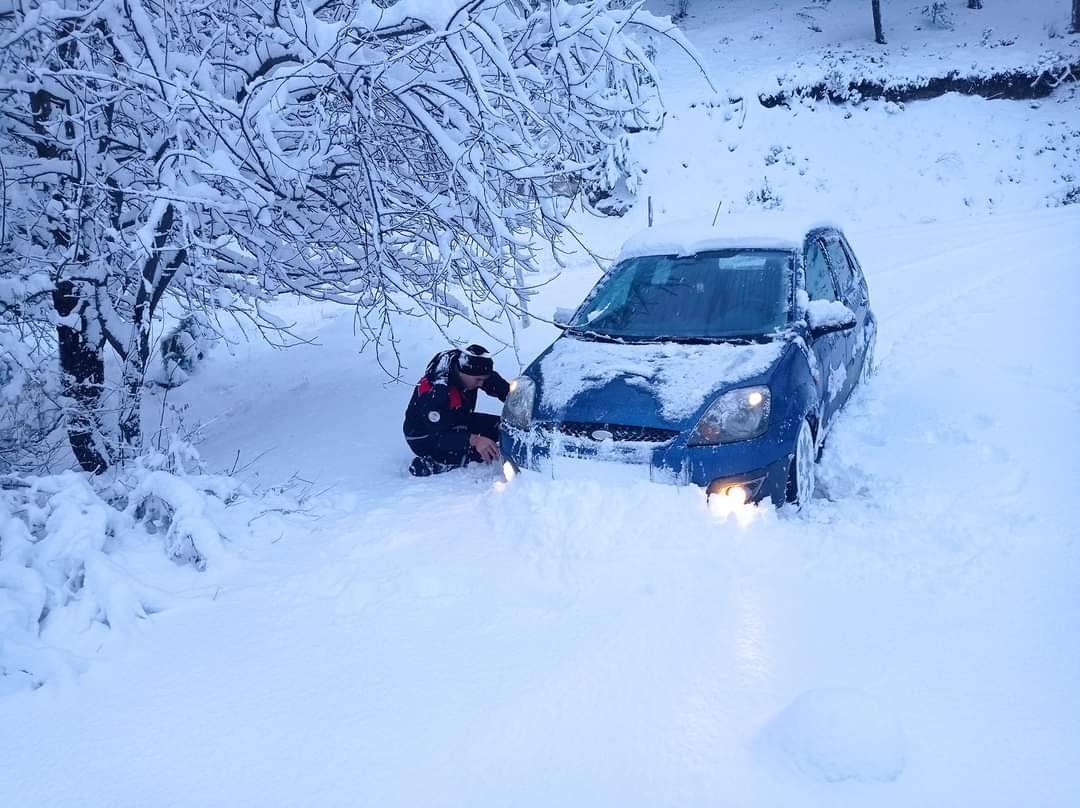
687, 386, 771, 446
502, 376, 536, 430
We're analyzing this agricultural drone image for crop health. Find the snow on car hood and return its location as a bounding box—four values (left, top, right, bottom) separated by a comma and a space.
538, 336, 785, 422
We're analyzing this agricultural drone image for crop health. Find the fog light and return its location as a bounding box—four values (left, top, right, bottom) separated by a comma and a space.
502, 460, 517, 482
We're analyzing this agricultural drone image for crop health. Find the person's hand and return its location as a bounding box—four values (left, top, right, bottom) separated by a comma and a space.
469, 433, 500, 462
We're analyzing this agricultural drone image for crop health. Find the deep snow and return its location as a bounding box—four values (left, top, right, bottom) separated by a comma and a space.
2, 1, 1079, 806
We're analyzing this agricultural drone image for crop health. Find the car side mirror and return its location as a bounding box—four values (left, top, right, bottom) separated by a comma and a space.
553, 306, 576, 329
806, 300, 857, 339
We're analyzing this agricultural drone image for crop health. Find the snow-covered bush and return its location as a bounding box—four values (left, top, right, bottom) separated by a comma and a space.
746, 177, 784, 209
922, 2, 955, 30
1050, 184, 1080, 206
0, 441, 241, 692
153, 315, 219, 389
0, 333, 63, 474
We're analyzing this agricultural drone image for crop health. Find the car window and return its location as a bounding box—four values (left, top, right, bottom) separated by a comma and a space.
840, 238, 864, 283
570, 249, 795, 340
824, 238, 855, 293
804, 240, 837, 302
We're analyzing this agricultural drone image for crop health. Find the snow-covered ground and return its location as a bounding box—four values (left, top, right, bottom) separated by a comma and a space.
3, 2, 1079, 805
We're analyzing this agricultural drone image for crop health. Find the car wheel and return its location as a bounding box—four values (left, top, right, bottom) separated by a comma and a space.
786, 418, 817, 507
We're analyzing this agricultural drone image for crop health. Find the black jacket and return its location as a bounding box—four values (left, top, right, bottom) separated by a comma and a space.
403, 349, 510, 461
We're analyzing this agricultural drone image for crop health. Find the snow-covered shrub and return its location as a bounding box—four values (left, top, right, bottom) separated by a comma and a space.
1050, 185, 1080, 206
153, 315, 219, 389
0, 441, 241, 692
824, 69, 849, 101
921, 2, 955, 30
0, 340, 61, 474
0, 291, 68, 472
746, 177, 784, 210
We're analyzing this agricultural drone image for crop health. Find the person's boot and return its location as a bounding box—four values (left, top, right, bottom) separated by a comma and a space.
408, 456, 433, 477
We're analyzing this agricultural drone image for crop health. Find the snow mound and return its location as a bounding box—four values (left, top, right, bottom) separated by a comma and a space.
765, 687, 906, 783
0, 442, 278, 694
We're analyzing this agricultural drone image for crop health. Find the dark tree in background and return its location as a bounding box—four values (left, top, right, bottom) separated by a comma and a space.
967, 1, 982, 10
872, 0, 886, 43
1073, 0, 1079, 33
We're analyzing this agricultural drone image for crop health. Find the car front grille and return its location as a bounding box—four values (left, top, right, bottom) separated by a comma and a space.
550, 421, 680, 444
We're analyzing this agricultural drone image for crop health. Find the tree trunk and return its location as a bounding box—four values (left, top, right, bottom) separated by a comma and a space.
53, 282, 110, 473
29, 61, 111, 474
872, 0, 886, 44
967, 1, 982, 9
117, 203, 184, 461
1073, 0, 1079, 33
117, 326, 150, 460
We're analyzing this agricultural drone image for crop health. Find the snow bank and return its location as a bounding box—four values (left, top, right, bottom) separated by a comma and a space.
761, 52, 1080, 108
0, 443, 249, 693
539, 335, 784, 421
763, 687, 906, 784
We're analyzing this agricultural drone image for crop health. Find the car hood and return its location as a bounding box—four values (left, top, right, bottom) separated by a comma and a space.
534, 335, 788, 429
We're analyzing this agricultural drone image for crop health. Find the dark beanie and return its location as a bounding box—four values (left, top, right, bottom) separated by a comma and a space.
457, 344, 494, 376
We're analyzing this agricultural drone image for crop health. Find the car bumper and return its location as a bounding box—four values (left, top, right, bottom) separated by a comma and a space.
500, 426, 793, 505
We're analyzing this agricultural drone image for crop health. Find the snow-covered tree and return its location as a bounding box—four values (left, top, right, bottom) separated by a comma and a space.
0, 0, 698, 472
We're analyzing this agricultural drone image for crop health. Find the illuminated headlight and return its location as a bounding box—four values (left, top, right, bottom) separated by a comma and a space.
722, 484, 749, 504
688, 386, 771, 446
502, 377, 535, 430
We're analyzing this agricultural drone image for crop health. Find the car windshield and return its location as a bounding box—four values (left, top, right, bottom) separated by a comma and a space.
569, 249, 794, 341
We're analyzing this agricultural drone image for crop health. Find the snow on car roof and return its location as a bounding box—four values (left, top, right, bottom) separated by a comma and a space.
617, 214, 843, 261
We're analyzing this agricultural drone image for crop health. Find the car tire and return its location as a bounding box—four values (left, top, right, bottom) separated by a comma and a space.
786, 417, 817, 507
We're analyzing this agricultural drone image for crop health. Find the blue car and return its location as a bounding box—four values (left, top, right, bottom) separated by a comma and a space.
499, 220, 877, 506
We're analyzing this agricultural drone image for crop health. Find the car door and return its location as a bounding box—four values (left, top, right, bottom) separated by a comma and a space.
824, 234, 870, 400
841, 235, 875, 378
803, 236, 847, 427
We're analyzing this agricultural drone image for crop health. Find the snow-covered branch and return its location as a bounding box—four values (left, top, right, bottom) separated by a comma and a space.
0, 0, 690, 470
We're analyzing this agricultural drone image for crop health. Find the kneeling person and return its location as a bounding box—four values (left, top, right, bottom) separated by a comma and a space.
403, 344, 510, 476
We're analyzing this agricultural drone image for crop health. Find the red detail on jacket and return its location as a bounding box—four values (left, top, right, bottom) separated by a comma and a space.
415, 376, 464, 410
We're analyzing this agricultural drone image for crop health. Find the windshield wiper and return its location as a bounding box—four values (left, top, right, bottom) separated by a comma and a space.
566, 327, 625, 343
568, 330, 774, 346
637, 335, 768, 346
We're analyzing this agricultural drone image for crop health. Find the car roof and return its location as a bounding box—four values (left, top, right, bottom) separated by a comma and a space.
616, 214, 844, 262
